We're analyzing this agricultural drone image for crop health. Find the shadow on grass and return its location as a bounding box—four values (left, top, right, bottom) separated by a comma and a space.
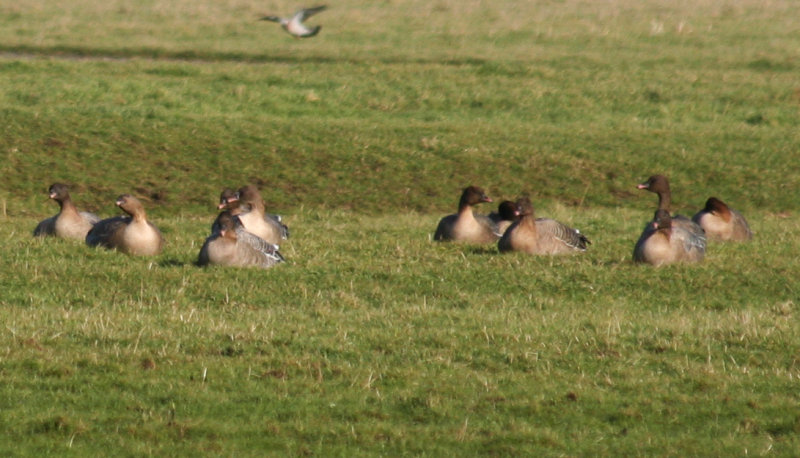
0, 44, 487, 67
159, 258, 195, 268
463, 246, 501, 256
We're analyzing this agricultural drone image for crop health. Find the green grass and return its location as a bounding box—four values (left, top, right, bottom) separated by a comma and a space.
2, 0, 800, 454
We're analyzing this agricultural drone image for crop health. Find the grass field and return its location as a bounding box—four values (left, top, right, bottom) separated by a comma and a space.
2, 0, 800, 454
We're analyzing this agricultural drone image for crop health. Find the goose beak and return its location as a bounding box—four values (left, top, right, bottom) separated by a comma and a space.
49, 192, 57, 199
637, 183, 649, 190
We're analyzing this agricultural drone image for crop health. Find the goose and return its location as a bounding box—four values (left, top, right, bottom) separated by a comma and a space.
198, 212, 284, 269
488, 200, 520, 236
211, 188, 243, 235
634, 209, 705, 265
260, 5, 327, 38
434, 186, 499, 243
33, 183, 99, 240
637, 175, 707, 243
85, 194, 164, 256
498, 197, 590, 255
216, 188, 241, 213
235, 185, 289, 245
692, 197, 752, 242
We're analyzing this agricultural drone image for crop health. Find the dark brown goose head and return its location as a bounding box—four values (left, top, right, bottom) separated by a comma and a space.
703, 197, 732, 221
458, 186, 492, 210
652, 209, 672, 230
48, 183, 72, 206
515, 197, 535, 218
115, 194, 146, 219
217, 188, 238, 210
237, 185, 265, 212
497, 200, 520, 223
638, 175, 672, 210
214, 211, 240, 240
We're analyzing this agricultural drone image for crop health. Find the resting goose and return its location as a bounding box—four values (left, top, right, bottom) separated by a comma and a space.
637, 175, 707, 243
634, 209, 705, 265
198, 212, 284, 269
489, 200, 520, 236
498, 197, 590, 255
692, 197, 752, 242
260, 5, 327, 38
434, 186, 499, 243
33, 183, 100, 240
85, 194, 164, 256
235, 185, 289, 245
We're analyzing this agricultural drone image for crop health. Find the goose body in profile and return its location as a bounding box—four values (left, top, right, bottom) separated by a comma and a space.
260, 5, 327, 38
434, 186, 499, 244
498, 197, 590, 255
692, 197, 752, 242
637, 174, 707, 244
634, 209, 705, 266
85, 194, 164, 256
199, 212, 284, 269
33, 183, 100, 240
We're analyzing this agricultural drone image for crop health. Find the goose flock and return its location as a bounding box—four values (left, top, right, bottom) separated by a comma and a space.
33, 174, 751, 268
434, 174, 751, 266
33, 184, 289, 270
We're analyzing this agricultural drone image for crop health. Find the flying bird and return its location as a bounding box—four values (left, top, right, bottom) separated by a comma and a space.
260, 5, 327, 38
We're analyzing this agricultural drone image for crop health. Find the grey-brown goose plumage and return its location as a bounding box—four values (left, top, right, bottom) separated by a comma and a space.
33, 183, 100, 240
85, 194, 164, 256
198, 212, 284, 269
692, 197, 752, 242
434, 186, 499, 243
637, 174, 707, 246
634, 209, 705, 266
498, 197, 590, 255
234, 185, 289, 245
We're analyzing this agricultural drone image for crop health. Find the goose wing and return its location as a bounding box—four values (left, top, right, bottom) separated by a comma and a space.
296, 5, 327, 21
85, 216, 129, 248
33, 215, 56, 236
535, 218, 590, 251
236, 228, 285, 267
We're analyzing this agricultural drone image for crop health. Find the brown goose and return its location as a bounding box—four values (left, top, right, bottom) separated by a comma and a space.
434, 186, 499, 243
637, 175, 707, 243
234, 185, 289, 245
498, 197, 590, 255
85, 194, 164, 256
634, 209, 705, 266
488, 200, 520, 236
692, 197, 752, 242
199, 212, 284, 269
34, 183, 100, 240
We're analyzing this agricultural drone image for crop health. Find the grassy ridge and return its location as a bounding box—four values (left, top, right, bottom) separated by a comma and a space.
2, 0, 800, 454
2, 0, 799, 215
